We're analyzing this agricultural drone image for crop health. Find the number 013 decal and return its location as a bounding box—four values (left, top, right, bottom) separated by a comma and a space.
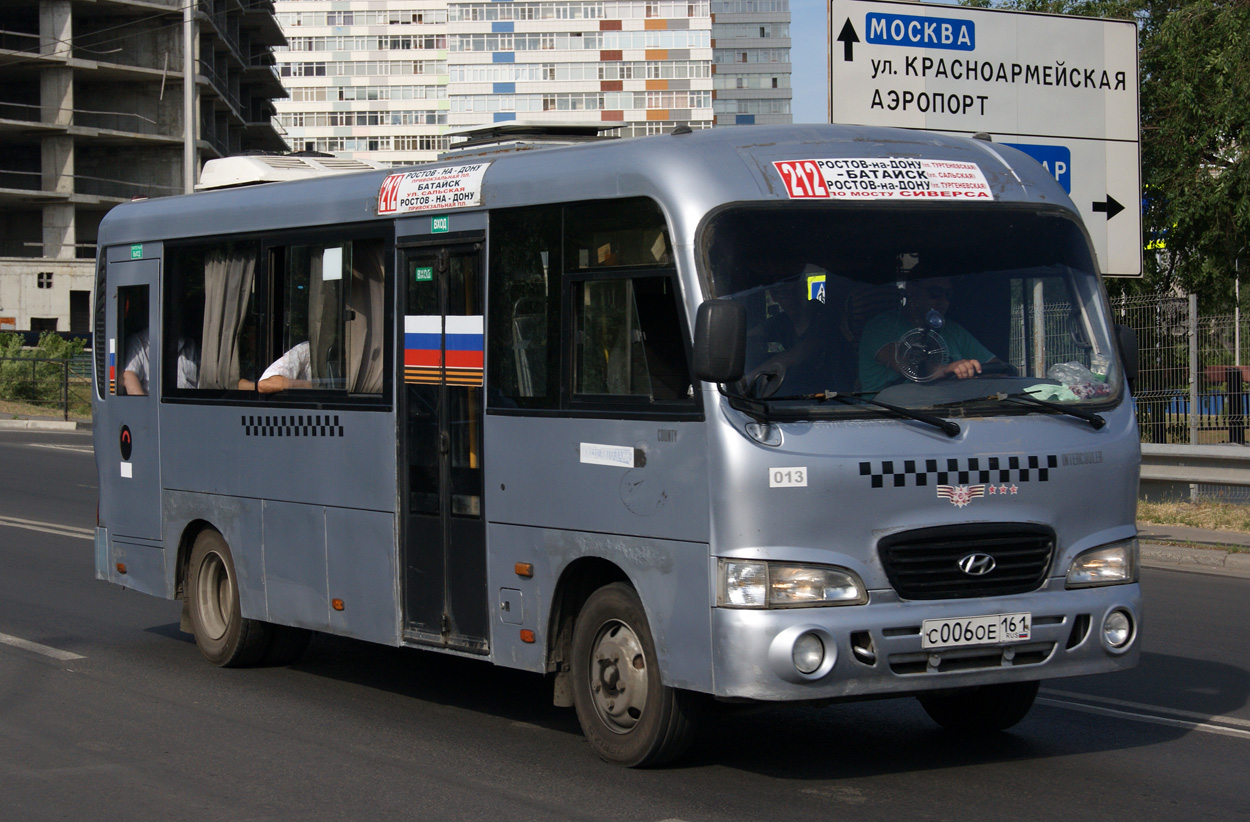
769, 467, 808, 488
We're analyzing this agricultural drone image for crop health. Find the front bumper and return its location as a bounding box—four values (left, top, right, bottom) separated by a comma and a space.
710, 579, 1140, 700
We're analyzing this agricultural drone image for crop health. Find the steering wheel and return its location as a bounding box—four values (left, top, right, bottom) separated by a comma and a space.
896, 328, 949, 383
740, 363, 786, 398
977, 361, 1019, 377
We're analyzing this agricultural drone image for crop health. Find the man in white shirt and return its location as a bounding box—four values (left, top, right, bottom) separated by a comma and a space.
257, 341, 312, 393
122, 328, 199, 395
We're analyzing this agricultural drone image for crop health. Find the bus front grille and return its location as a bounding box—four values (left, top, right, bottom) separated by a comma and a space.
878, 524, 1055, 600
887, 641, 1056, 675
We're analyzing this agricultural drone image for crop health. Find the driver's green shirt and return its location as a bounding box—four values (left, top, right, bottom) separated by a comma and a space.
858, 309, 995, 393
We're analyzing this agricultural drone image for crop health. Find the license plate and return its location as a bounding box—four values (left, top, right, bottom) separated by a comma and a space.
921, 612, 1032, 650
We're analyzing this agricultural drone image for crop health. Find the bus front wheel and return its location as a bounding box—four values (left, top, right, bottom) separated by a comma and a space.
187, 530, 272, 667
570, 582, 700, 767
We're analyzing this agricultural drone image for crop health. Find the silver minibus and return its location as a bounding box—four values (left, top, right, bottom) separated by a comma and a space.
94, 124, 1141, 766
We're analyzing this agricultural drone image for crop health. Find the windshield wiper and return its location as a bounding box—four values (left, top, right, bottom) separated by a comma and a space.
724, 387, 961, 437
732, 389, 960, 437
819, 391, 961, 437
993, 391, 1106, 429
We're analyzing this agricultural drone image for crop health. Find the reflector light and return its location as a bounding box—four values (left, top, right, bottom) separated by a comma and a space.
115, 563, 127, 574
331, 599, 345, 611
520, 629, 536, 643
515, 562, 534, 578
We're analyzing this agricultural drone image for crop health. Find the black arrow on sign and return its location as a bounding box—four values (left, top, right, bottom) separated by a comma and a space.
837, 19, 860, 62
1092, 195, 1125, 219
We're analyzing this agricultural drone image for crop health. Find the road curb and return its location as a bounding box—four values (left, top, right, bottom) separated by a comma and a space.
1141, 542, 1250, 578
0, 419, 88, 431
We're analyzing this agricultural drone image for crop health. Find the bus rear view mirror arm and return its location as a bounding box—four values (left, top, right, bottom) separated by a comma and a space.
693, 299, 746, 384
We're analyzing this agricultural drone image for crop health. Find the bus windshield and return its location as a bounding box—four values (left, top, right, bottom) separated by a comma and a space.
702, 205, 1122, 417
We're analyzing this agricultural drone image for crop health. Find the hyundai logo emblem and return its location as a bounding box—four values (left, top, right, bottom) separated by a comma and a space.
957, 552, 997, 576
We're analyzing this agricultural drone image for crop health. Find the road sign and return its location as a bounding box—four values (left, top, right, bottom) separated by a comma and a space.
829, 0, 1141, 276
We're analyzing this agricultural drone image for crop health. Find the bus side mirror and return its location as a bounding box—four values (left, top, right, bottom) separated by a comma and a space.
692, 299, 746, 384
1115, 324, 1138, 391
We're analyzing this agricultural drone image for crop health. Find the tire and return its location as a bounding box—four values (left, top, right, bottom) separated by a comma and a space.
570, 582, 701, 767
186, 530, 272, 667
918, 680, 1040, 732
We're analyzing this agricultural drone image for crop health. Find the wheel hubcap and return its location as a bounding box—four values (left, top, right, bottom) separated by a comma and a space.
195, 551, 231, 641
588, 619, 648, 733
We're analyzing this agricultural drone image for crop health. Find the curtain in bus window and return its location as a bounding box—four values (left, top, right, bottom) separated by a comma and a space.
346, 239, 385, 393
199, 244, 258, 390
307, 248, 337, 386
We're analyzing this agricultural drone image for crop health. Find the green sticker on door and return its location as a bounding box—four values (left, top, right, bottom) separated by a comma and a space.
414, 266, 434, 282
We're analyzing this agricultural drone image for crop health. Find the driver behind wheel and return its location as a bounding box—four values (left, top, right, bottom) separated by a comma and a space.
857, 267, 1005, 393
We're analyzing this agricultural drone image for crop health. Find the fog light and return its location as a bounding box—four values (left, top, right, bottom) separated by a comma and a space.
1103, 609, 1132, 649
793, 632, 825, 674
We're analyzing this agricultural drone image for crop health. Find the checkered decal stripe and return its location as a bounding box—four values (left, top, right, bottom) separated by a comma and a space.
242, 414, 344, 438
860, 454, 1059, 488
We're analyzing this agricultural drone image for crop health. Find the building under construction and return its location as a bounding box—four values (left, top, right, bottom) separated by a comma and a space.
0, 0, 287, 335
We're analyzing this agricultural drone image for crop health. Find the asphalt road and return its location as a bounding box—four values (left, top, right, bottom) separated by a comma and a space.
1, 428, 1247, 820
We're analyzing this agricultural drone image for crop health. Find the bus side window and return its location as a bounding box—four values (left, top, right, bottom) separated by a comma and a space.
566, 198, 672, 271
167, 242, 259, 393
262, 239, 385, 394
573, 276, 692, 403
117, 284, 149, 396
488, 205, 562, 409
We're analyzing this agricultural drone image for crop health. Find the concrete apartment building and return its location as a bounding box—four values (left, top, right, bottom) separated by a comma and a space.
0, 0, 288, 336
272, 0, 790, 166
711, 0, 790, 126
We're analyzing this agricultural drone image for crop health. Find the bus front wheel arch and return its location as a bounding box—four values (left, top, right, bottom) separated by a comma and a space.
570, 582, 701, 767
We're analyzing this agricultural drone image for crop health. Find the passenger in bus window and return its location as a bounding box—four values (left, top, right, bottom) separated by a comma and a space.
122, 328, 200, 395
858, 269, 1004, 393
257, 341, 312, 393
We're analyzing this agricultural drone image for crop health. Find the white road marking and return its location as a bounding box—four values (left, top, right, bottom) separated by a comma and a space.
1042, 688, 1250, 730
0, 631, 85, 661
30, 443, 94, 454
0, 514, 93, 541
1038, 697, 1250, 741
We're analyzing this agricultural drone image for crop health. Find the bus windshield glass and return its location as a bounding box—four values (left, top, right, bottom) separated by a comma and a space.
702, 205, 1121, 417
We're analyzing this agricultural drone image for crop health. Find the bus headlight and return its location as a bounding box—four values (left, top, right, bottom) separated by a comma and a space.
1103, 609, 1134, 649
719, 560, 867, 608
792, 632, 825, 673
1066, 539, 1139, 588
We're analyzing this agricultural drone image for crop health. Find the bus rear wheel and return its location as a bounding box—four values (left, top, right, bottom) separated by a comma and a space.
186, 530, 272, 667
570, 582, 700, 767
918, 680, 1040, 732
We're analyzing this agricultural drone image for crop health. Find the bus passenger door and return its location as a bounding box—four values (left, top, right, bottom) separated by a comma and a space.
102, 256, 162, 542
401, 243, 488, 652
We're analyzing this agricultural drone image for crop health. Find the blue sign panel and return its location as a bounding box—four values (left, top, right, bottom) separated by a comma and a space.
865, 13, 975, 51
1005, 143, 1072, 193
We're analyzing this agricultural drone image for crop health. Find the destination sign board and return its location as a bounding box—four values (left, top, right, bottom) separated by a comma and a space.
829, 0, 1141, 276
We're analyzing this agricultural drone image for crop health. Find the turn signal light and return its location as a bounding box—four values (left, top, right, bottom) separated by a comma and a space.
520, 629, 536, 643
115, 563, 127, 575
514, 562, 534, 578
331, 599, 345, 611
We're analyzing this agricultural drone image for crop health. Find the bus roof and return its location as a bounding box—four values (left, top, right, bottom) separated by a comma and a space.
96, 124, 1077, 249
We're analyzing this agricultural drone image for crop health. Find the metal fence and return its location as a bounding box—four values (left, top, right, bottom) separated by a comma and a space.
1111, 294, 1250, 446
0, 356, 91, 421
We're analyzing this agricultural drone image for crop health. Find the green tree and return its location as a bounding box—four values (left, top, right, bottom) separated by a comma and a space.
965, 0, 1250, 309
